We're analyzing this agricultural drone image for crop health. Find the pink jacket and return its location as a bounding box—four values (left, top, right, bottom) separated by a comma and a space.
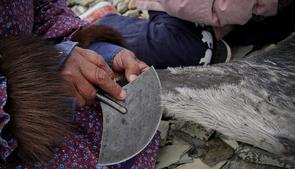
136, 0, 278, 39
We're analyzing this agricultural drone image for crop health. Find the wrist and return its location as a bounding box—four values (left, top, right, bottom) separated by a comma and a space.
88, 42, 124, 66
55, 41, 79, 67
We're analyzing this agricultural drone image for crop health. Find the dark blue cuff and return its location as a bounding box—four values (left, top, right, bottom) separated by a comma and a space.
55, 41, 78, 67
88, 42, 124, 66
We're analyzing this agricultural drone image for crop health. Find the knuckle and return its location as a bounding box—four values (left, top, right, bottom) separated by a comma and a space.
77, 85, 92, 98
61, 69, 73, 77
87, 50, 101, 58
83, 48, 95, 55
107, 84, 121, 98
95, 68, 107, 82
81, 49, 96, 57
124, 50, 135, 57
88, 49, 98, 55
114, 84, 121, 94
96, 61, 105, 68
89, 90, 97, 99
88, 51, 100, 60
77, 85, 86, 94
128, 51, 135, 57
86, 52, 105, 67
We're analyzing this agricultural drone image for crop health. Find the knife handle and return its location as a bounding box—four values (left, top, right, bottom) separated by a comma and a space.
96, 91, 128, 114
96, 75, 128, 114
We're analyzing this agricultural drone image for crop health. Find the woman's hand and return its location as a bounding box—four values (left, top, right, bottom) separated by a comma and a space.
61, 47, 148, 107
112, 49, 148, 82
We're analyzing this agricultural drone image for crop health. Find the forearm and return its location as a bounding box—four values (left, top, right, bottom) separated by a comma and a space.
56, 41, 124, 67
88, 42, 124, 66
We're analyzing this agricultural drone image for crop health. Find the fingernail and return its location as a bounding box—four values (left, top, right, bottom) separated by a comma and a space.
120, 90, 127, 99
129, 74, 137, 82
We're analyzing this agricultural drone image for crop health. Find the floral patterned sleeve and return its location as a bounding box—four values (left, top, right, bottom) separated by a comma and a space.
33, 0, 88, 41
0, 77, 17, 161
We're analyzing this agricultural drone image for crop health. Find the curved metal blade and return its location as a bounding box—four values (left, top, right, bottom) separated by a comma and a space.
98, 67, 162, 165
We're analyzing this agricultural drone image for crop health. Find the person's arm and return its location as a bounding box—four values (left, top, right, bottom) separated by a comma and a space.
32, 0, 148, 107
54, 27, 146, 107
159, 0, 278, 27
55, 40, 124, 67
88, 42, 124, 66
33, 0, 88, 41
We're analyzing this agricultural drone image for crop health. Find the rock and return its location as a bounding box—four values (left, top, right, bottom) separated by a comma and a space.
171, 119, 214, 141
230, 45, 254, 60
177, 154, 194, 165
79, 0, 96, 6
156, 144, 191, 169
220, 136, 239, 150
201, 138, 235, 166
67, 0, 81, 6
222, 158, 282, 169
139, 10, 149, 19
112, 0, 120, 7
172, 130, 206, 157
158, 121, 170, 147
172, 135, 196, 145
128, 0, 137, 10
176, 159, 227, 169
117, 1, 128, 14
236, 145, 295, 168
123, 9, 140, 17
71, 5, 87, 16
88, 0, 107, 7
79, 1, 117, 22
263, 44, 277, 51
169, 119, 211, 157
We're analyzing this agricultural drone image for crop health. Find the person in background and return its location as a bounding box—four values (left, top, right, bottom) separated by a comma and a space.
83, 0, 280, 68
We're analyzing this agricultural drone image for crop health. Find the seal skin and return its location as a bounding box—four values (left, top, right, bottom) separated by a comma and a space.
159, 35, 295, 157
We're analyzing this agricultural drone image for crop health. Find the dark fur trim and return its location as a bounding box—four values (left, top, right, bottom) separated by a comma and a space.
71, 24, 127, 48
0, 37, 74, 162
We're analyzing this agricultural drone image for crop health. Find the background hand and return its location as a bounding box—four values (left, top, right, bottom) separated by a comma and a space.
112, 49, 149, 82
